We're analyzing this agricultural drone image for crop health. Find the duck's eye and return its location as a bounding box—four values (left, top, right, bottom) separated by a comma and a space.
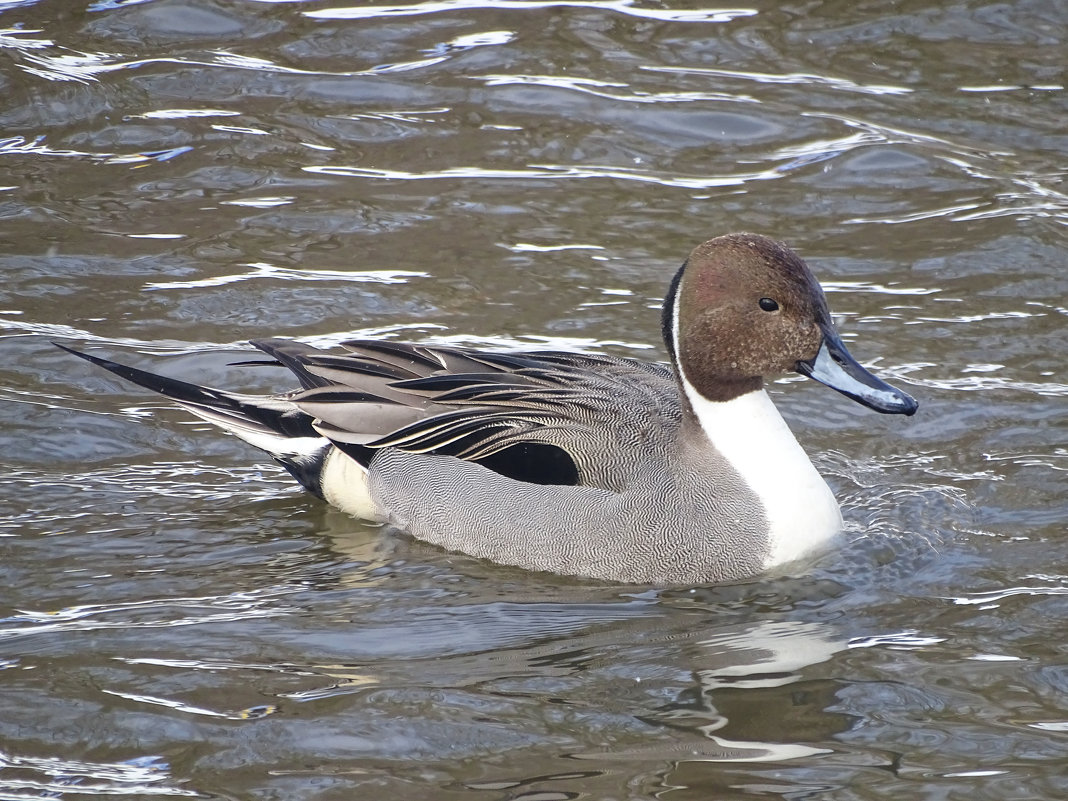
758, 297, 780, 312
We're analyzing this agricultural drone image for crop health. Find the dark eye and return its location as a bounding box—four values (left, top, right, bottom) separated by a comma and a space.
758, 297, 779, 312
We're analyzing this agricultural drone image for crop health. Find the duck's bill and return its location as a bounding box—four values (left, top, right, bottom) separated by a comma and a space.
796, 328, 918, 416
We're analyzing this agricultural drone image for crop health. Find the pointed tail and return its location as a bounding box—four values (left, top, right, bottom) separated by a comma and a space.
55, 343, 330, 496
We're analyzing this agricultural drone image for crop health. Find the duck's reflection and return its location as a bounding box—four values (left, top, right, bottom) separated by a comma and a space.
571, 618, 852, 766
658, 620, 851, 760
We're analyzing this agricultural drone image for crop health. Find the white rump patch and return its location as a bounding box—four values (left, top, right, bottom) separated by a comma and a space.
319, 447, 384, 522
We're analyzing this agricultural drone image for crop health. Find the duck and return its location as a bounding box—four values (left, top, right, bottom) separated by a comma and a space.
58, 233, 917, 584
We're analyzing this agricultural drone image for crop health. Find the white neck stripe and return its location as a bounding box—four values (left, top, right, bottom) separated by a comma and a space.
672, 283, 841, 568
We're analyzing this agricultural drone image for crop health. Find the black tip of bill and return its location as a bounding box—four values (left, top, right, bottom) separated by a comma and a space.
797, 330, 918, 416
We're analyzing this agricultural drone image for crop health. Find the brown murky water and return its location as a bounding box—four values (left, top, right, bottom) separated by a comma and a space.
1, 0, 1066, 798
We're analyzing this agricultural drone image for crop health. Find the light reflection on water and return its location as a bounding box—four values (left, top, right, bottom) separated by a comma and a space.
303, 0, 758, 24
0, 585, 297, 641
0, 750, 196, 798
0, 0, 1065, 798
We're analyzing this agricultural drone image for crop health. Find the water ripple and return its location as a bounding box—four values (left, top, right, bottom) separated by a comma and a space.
948, 584, 1068, 606
304, 162, 780, 188
0, 134, 192, 164
902, 372, 1068, 398
822, 280, 940, 297
643, 64, 912, 96
304, 0, 757, 24
126, 108, 241, 120
338, 107, 450, 124
0, 587, 298, 641
0, 750, 195, 798
475, 72, 753, 104
100, 689, 279, 720
2, 461, 296, 505
983, 449, 1067, 472
144, 263, 427, 291
847, 630, 947, 649
10, 44, 380, 84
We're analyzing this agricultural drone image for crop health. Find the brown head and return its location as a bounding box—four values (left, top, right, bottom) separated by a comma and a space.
662, 233, 917, 414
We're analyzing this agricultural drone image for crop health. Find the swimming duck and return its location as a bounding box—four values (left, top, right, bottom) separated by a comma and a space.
59, 233, 916, 584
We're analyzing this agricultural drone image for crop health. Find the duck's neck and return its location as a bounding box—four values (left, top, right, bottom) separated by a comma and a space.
677, 374, 844, 571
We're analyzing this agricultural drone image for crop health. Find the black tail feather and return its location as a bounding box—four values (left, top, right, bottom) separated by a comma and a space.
53, 343, 318, 440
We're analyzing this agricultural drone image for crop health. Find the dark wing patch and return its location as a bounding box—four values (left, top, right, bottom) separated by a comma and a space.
473, 441, 579, 486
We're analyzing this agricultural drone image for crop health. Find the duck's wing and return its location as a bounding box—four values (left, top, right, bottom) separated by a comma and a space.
262, 338, 679, 488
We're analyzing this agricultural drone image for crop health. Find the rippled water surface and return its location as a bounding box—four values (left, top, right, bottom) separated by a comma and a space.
1, 0, 1066, 798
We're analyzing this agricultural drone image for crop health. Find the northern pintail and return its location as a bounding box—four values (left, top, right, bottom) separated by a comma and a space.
59, 233, 917, 584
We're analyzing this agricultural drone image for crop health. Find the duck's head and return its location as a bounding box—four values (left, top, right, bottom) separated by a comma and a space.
662, 233, 917, 415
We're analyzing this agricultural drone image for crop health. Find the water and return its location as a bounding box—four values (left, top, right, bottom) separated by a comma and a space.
1, 0, 1065, 798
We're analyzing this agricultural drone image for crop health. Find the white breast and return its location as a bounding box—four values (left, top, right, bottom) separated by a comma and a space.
680, 382, 843, 570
